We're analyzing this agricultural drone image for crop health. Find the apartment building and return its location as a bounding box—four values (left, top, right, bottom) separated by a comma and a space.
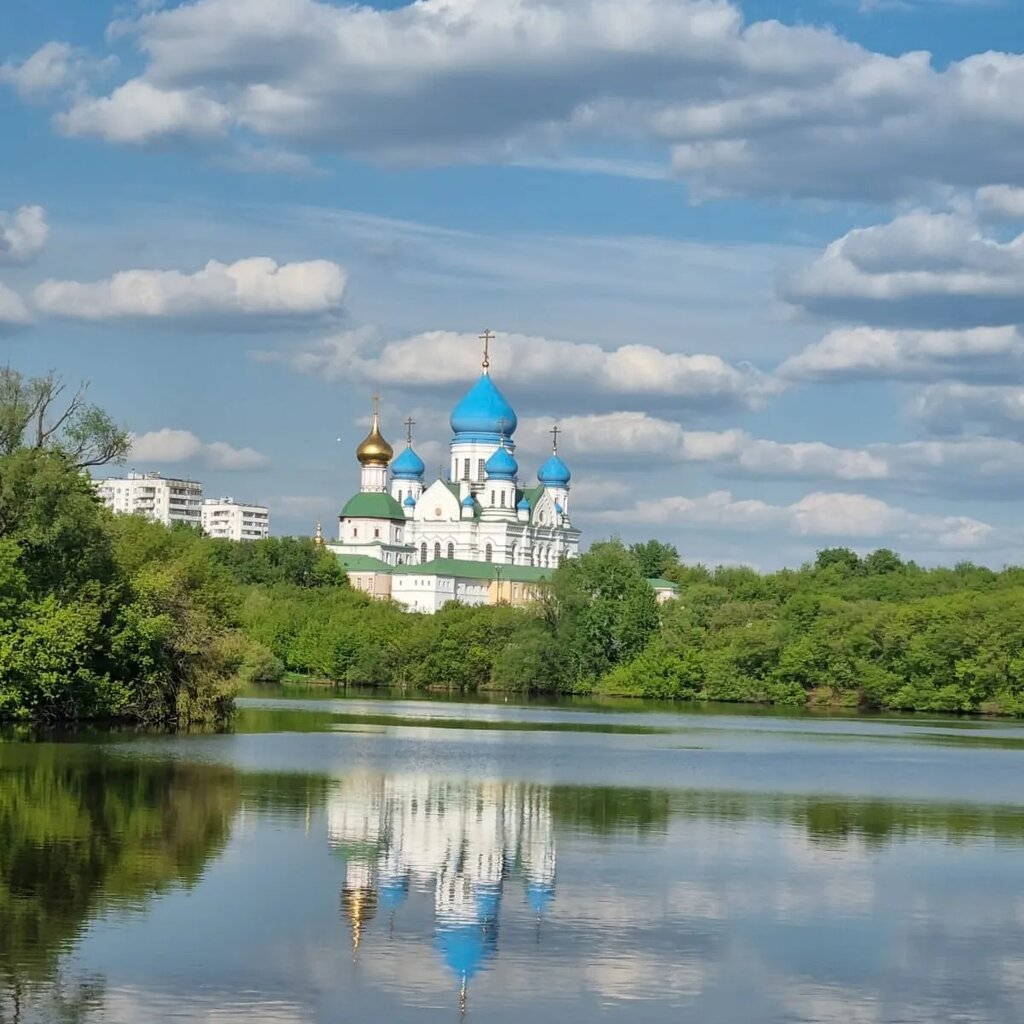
94, 473, 203, 528
201, 497, 270, 541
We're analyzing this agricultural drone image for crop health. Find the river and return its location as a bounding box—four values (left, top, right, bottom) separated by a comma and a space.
3, 691, 1024, 1023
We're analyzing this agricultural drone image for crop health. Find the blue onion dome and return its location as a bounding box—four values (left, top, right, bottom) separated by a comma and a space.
538, 453, 571, 486
391, 444, 425, 480
403, 494, 416, 507
517, 497, 530, 511
484, 445, 518, 480
450, 373, 518, 437
462, 494, 476, 507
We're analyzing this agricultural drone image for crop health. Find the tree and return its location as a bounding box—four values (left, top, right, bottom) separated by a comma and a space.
0, 366, 129, 468
628, 539, 679, 579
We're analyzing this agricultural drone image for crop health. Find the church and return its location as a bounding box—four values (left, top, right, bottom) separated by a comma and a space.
327, 332, 581, 588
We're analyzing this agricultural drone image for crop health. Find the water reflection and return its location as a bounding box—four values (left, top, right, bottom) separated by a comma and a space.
3, 716, 1024, 1023
328, 776, 556, 1005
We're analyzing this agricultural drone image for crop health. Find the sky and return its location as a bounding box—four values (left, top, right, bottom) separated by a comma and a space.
2, 0, 1024, 569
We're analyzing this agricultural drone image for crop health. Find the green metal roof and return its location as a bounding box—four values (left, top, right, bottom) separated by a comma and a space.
340, 491, 405, 520
520, 485, 545, 510
336, 554, 392, 573
647, 577, 679, 591
392, 558, 553, 583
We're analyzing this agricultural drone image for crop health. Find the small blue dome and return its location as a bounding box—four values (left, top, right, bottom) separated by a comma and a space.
462, 494, 476, 507
391, 445, 425, 480
485, 445, 518, 480
517, 497, 530, 511
403, 494, 416, 507
450, 373, 518, 437
526, 880, 555, 917
538, 453, 571, 486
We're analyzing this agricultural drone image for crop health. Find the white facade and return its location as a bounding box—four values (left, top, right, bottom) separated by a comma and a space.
94, 472, 203, 528
390, 571, 490, 613
330, 342, 581, 570
201, 497, 270, 541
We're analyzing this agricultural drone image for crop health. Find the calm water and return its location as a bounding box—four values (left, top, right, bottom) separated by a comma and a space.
3, 694, 1024, 1023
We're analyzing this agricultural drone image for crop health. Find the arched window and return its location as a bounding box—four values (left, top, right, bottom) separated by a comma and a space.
500, 490, 505, 508
490, 490, 495, 506
477, 459, 485, 480
433, 542, 441, 560
420, 542, 427, 562
398, 489, 403, 503
446, 542, 455, 559
510, 543, 517, 564
485, 543, 493, 561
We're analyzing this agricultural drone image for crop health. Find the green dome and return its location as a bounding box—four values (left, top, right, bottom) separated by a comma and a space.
341, 491, 406, 520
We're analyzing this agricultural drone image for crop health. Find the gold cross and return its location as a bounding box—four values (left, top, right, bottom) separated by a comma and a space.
550, 424, 561, 452
404, 416, 415, 445
480, 328, 495, 371
372, 393, 381, 417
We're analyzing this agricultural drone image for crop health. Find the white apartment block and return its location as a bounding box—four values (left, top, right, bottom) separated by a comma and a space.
94, 473, 203, 528
201, 497, 270, 542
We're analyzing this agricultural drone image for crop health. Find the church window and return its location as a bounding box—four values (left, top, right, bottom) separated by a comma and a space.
374, 528, 380, 538
434, 542, 441, 559
447, 542, 455, 559
477, 459, 485, 480
500, 491, 505, 508
485, 543, 493, 561
490, 490, 495, 506
352, 527, 358, 537
420, 542, 427, 562
463, 459, 470, 480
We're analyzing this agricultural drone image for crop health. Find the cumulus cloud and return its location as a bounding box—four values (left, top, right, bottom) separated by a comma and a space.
781, 211, 1024, 328
57, 80, 231, 144
288, 328, 782, 413
23, 0, 1024, 201
0, 282, 32, 332
595, 489, 993, 549
976, 185, 1024, 221
911, 383, 1024, 437
131, 428, 268, 469
778, 326, 1024, 382
0, 206, 49, 264
0, 41, 108, 99
520, 411, 1024, 493
34, 256, 346, 325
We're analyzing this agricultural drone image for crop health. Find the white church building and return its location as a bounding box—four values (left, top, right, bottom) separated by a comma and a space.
327, 334, 581, 585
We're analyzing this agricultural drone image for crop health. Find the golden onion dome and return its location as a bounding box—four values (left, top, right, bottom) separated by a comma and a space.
356, 409, 394, 466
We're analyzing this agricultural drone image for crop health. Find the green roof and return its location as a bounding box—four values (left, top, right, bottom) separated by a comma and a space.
520, 485, 544, 510
336, 554, 392, 573
392, 558, 553, 583
340, 491, 405, 520
647, 577, 679, 591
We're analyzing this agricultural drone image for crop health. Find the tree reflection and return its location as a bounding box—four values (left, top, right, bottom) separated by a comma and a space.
0, 745, 239, 1022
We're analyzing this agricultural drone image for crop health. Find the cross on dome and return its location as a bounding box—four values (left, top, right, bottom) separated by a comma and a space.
550, 424, 561, 453
480, 328, 495, 372
404, 416, 415, 445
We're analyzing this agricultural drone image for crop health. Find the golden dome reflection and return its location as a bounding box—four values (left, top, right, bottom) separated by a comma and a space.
356, 399, 394, 466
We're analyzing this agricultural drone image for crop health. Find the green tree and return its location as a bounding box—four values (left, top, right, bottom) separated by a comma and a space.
628, 539, 679, 579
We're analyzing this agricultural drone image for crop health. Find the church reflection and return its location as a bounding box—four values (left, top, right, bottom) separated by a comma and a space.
328, 776, 556, 1001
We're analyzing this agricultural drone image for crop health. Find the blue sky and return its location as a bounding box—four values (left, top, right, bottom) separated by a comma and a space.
2, 0, 1024, 568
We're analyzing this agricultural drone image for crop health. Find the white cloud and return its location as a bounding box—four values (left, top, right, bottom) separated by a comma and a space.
29, 0, 1024, 201
782, 210, 1024, 328
976, 185, 1024, 220
0, 41, 107, 99
130, 428, 268, 469
0, 282, 32, 332
0, 206, 49, 264
595, 488, 993, 549
522, 411, 1024, 492
911, 383, 1024, 436
34, 256, 346, 324
213, 142, 326, 178
289, 328, 782, 412
778, 326, 1024, 382
56, 80, 230, 144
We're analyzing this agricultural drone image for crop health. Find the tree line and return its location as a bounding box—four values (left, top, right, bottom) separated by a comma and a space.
3, 366, 1024, 721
